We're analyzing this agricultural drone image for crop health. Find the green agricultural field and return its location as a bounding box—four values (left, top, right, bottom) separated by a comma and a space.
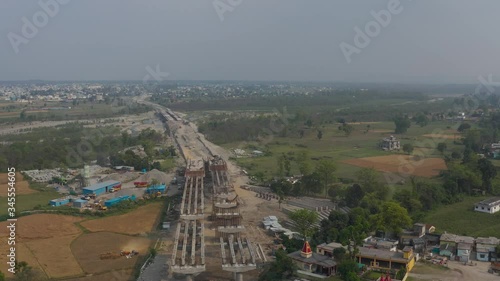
424, 196, 500, 237
226, 120, 457, 181
0, 190, 60, 217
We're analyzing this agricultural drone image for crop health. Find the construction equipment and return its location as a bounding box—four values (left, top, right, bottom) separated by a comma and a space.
134, 181, 149, 188
99, 205, 108, 211
120, 250, 139, 259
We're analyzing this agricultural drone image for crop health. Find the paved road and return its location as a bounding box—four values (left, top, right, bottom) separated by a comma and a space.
137, 254, 169, 281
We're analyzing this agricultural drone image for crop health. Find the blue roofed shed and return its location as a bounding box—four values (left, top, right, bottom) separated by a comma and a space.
82, 180, 121, 196
104, 195, 136, 207
146, 184, 167, 194
50, 196, 78, 207
73, 199, 88, 208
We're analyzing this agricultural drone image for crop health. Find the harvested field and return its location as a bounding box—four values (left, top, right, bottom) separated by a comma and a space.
0, 214, 82, 241
81, 202, 162, 235
66, 269, 133, 281
0, 214, 84, 278
342, 155, 447, 177
0, 238, 44, 277
423, 133, 460, 140
0, 172, 37, 196
71, 232, 151, 274
26, 235, 83, 278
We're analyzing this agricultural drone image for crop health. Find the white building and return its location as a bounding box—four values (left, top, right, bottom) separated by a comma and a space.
381, 135, 401, 151
474, 198, 500, 214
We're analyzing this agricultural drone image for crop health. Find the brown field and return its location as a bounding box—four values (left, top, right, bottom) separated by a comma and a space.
71, 232, 151, 274
0, 214, 83, 241
26, 235, 83, 278
0, 214, 84, 279
423, 133, 460, 140
66, 269, 134, 281
343, 154, 447, 177
0, 173, 37, 196
81, 202, 162, 235
0, 237, 46, 278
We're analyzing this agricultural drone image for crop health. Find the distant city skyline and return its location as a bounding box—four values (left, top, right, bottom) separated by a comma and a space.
1, 0, 500, 83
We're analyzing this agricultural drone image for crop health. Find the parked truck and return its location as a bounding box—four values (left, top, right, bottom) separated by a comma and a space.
134, 181, 149, 188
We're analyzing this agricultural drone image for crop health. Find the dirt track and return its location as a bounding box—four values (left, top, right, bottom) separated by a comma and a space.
410, 261, 498, 281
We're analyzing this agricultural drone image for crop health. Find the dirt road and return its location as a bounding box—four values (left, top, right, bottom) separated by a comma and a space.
409, 261, 498, 281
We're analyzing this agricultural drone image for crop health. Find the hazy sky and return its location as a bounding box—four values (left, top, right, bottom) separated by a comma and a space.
1, 0, 499, 83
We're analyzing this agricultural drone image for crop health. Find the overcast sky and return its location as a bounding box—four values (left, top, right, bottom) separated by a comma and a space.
1, 0, 499, 83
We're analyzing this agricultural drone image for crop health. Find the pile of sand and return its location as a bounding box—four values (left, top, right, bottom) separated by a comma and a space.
102, 172, 140, 183
136, 169, 170, 184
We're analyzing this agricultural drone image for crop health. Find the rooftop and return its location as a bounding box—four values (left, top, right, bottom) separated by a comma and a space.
357, 247, 411, 263
83, 180, 120, 191
476, 237, 500, 245
440, 233, 474, 244
317, 242, 347, 252
476, 197, 500, 207
288, 251, 337, 268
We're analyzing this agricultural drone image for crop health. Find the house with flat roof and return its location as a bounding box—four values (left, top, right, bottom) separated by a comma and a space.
457, 243, 472, 262
316, 242, 347, 257
476, 237, 500, 262
356, 246, 416, 272
363, 237, 398, 252
381, 136, 400, 151
439, 233, 474, 260
474, 197, 500, 214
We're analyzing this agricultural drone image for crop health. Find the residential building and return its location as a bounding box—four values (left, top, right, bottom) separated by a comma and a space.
439, 233, 474, 261
476, 237, 500, 262
381, 136, 401, 151
474, 197, 500, 214
457, 243, 472, 262
316, 242, 347, 257
363, 237, 398, 252
356, 246, 416, 272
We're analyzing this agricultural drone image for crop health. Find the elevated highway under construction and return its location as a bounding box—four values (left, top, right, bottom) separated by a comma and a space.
143, 95, 263, 280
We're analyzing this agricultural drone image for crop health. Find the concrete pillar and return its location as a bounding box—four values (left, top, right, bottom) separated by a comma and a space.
234, 272, 243, 281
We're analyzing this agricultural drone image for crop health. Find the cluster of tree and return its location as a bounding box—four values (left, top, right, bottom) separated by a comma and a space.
393, 114, 411, 134
0, 125, 168, 171
258, 249, 297, 281
197, 114, 276, 144
270, 158, 336, 198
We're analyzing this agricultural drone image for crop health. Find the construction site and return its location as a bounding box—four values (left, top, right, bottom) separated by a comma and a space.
138, 97, 348, 281
170, 156, 261, 281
